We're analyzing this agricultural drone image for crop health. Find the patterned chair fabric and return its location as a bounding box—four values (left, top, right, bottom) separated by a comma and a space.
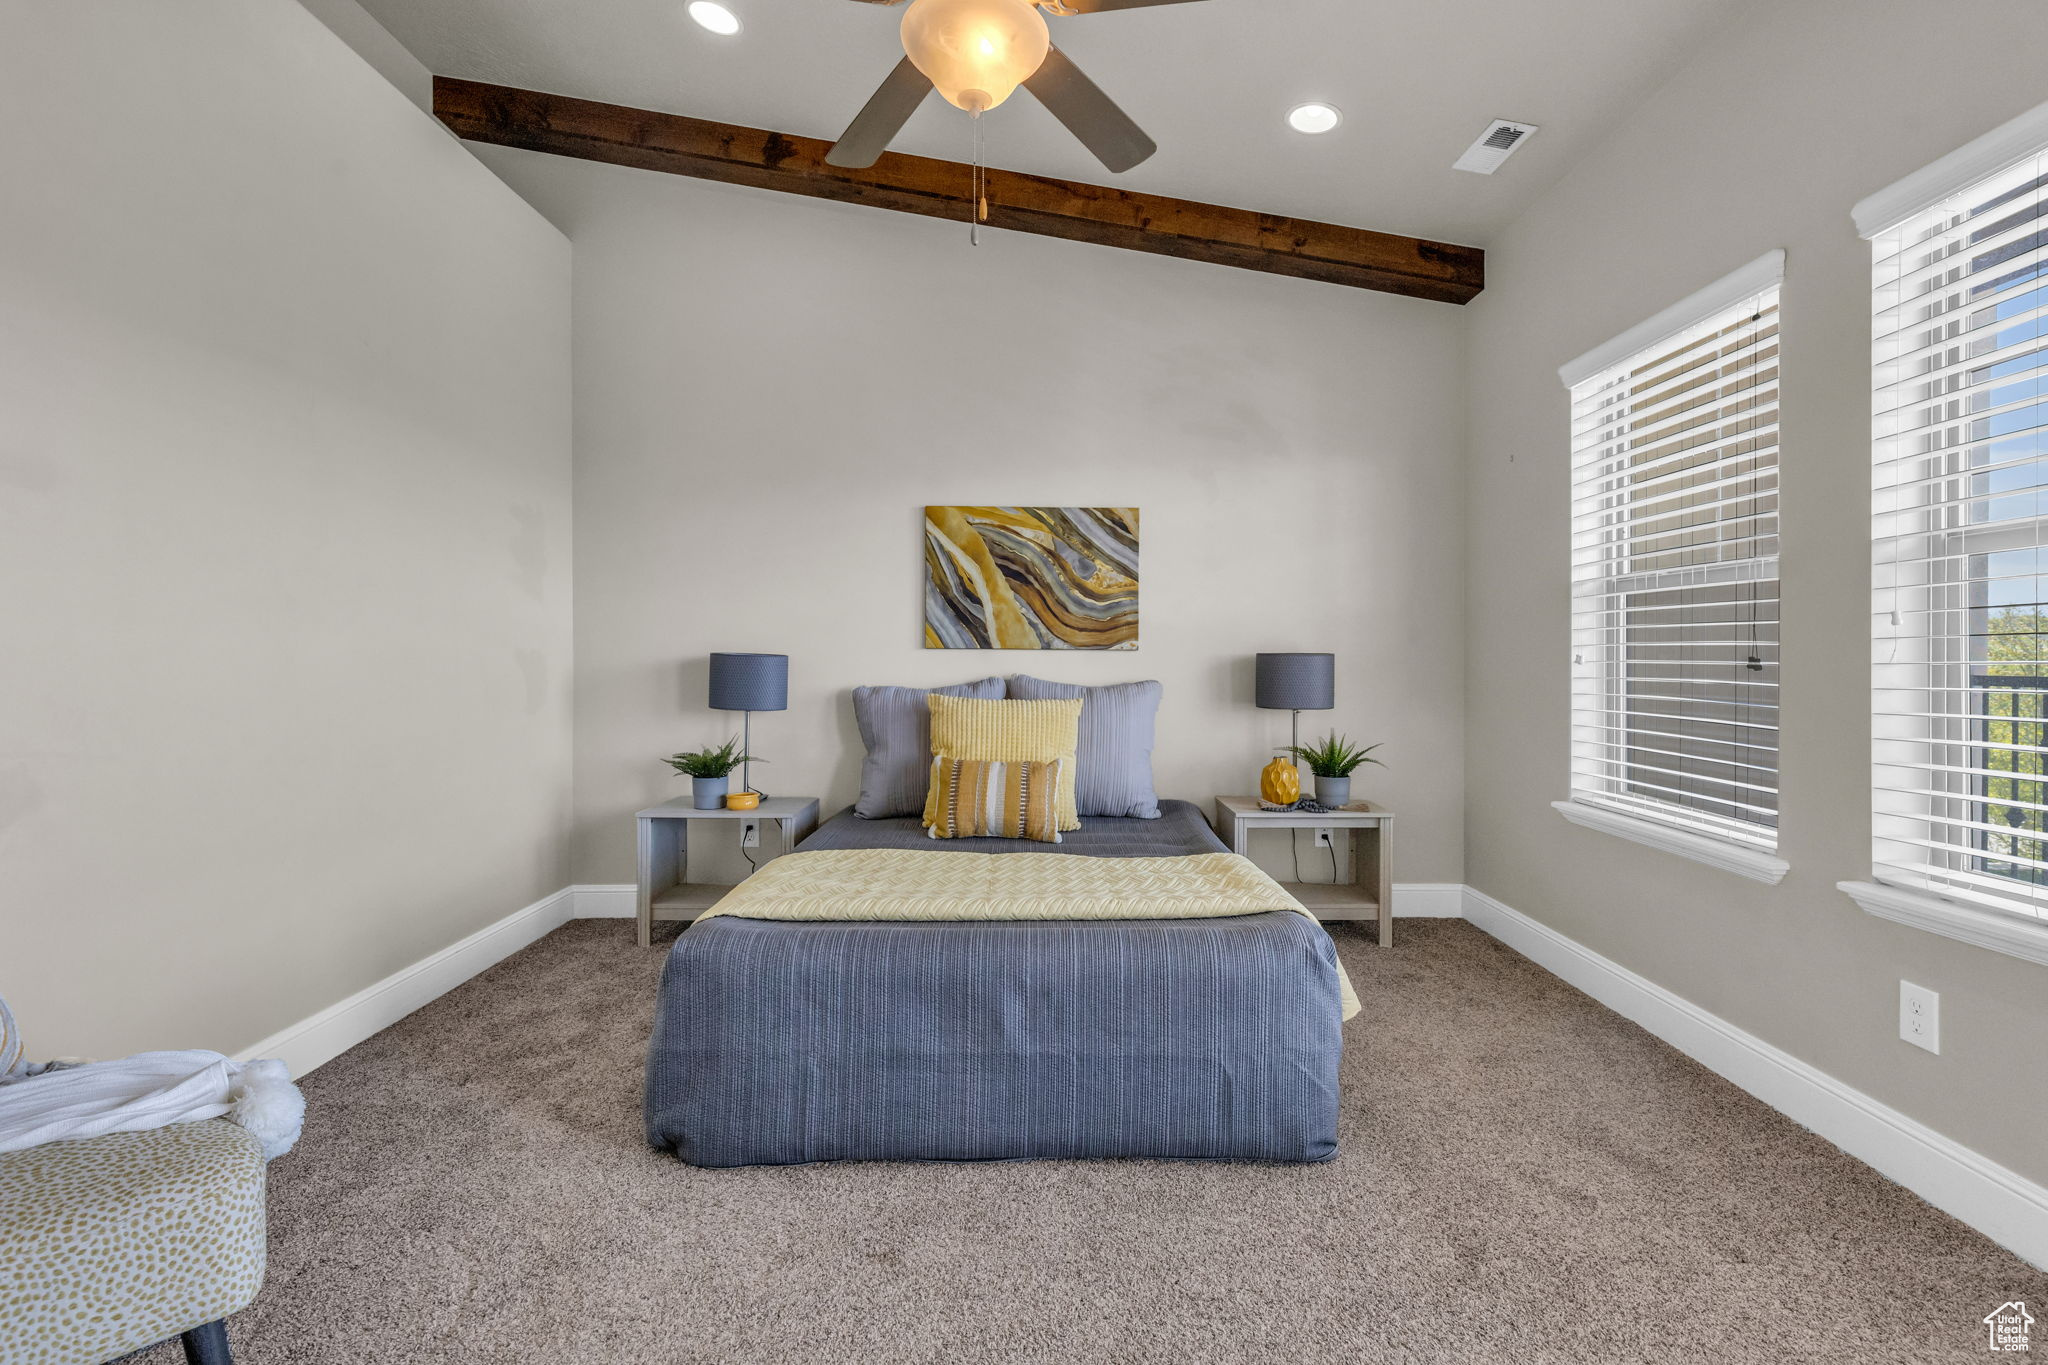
0, 1120, 266, 1365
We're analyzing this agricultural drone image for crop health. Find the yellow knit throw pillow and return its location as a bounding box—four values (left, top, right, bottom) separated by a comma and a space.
924, 694, 1082, 831
926, 757, 1065, 843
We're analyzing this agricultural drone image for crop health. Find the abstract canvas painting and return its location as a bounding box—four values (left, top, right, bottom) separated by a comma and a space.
924, 507, 1139, 650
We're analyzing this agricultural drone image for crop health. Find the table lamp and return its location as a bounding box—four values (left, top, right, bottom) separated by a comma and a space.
1255, 652, 1334, 760
708, 652, 787, 798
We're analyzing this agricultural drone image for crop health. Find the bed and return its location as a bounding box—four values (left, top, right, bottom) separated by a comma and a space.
644, 800, 1348, 1167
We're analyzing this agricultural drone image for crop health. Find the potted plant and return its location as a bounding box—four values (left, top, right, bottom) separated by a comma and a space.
1283, 732, 1383, 809
664, 737, 763, 810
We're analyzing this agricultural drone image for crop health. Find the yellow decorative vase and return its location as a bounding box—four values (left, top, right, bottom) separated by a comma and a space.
1259, 757, 1300, 810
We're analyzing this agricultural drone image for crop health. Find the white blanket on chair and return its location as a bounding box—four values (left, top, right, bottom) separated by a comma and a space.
0, 1050, 304, 1160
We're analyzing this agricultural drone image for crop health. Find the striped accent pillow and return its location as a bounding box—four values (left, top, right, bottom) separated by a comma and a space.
924, 694, 1083, 831
926, 758, 1065, 843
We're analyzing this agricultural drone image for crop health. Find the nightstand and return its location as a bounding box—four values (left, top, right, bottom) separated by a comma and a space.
1213, 795, 1394, 946
634, 796, 820, 947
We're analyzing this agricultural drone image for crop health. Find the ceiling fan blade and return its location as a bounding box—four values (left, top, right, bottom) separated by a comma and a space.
826, 57, 934, 168
1022, 46, 1157, 173
1053, 0, 1209, 11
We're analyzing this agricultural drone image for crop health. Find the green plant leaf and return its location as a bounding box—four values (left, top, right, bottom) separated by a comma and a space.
661, 735, 765, 778
1281, 732, 1385, 777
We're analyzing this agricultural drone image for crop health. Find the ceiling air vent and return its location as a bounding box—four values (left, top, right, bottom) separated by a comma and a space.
1453, 118, 1538, 175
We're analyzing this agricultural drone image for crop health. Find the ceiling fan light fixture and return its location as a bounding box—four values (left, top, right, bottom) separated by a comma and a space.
900, 0, 1050, 113
687, 1, 742, 36
1286, 102, 1343, 135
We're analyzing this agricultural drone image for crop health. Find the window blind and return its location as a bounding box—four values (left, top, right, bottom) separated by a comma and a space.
1567, 276, 1782, 849
1869, 136, 2048, 922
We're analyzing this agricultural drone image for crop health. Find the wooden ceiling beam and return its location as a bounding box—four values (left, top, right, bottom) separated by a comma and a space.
433, 77, 1484, 304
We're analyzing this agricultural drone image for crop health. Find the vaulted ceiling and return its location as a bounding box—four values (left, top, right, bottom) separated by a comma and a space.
360, 0, 1750, 246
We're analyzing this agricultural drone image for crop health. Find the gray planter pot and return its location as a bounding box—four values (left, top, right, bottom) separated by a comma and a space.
692, 775, 730, 810
1314, 774, 1351, 808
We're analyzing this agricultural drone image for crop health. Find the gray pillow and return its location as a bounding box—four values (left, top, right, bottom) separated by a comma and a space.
1006, 675, 1162, 819
851, 678, 1006, 818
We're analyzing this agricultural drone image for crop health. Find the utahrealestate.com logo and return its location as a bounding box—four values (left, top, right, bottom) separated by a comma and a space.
1985, 1302, 2034, 1353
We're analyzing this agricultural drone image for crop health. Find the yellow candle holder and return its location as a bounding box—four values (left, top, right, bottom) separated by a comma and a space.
725, 791, 761, 811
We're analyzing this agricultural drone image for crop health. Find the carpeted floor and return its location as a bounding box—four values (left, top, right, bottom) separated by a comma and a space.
137, 918, 2044, 1364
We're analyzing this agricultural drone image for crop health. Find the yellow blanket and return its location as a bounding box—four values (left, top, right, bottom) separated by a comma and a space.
698, 849, 1360, 1020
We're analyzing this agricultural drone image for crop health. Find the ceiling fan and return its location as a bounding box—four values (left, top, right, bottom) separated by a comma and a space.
827, 0, 1208, 175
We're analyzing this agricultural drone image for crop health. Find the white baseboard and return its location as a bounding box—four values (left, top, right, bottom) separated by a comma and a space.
1461, 886, 2048, 1271
234, 886, 577, 1078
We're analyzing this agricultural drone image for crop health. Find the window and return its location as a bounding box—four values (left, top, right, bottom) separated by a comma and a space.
1862, 116, 2048, 938
1558, 253, 1785, 872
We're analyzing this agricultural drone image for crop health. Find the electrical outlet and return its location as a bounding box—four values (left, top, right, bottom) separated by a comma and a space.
739, 820, 760, 849
1314, 828, 1334, 847
1899, 980, 1939, 1054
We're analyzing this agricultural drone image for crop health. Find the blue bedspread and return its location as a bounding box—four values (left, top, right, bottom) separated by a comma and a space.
645, 801, 1344, 1166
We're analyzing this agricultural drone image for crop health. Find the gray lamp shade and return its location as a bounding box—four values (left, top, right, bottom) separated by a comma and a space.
708, 653, 788, 712
1255, 653, 1334, 711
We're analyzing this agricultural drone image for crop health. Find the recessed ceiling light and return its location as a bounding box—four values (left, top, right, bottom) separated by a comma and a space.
688, 1, 742, 36
1287, 103, 1343, 135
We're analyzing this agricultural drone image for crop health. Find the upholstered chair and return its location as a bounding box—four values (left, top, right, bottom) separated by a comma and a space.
0, 1118, 267, 1365
0, 992, 270, 1365
0, 1117, 267, 1365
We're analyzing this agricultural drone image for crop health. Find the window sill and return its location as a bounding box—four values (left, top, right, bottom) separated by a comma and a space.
1837, 880, 2048, 968
1552, 800, 1789, 884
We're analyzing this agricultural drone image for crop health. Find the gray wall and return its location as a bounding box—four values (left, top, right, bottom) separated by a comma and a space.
473, 148, 1470, 889
1463, 0, 2048, 1185
297, 0, 434, 113
0, 0, 574, 1059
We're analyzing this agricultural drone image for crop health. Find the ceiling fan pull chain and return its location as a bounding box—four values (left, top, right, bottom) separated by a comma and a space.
970, 109, 985, 246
